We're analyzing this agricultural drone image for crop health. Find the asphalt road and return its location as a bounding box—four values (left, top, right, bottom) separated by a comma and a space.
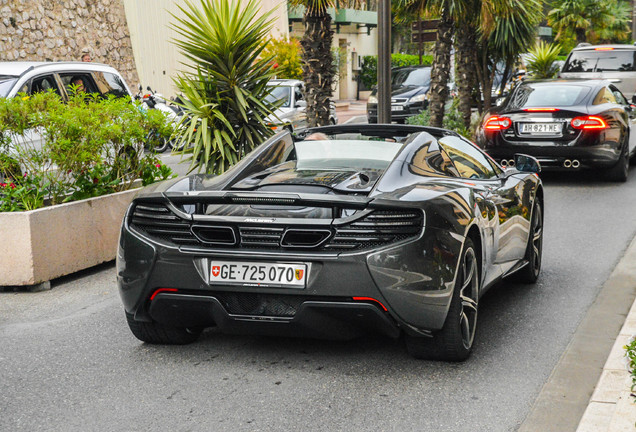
2, 167, 636, 431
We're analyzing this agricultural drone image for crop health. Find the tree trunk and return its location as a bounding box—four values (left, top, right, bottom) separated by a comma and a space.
455, 23, 477, 130
301, 8, 334, 127
575, 27, 586, 44
428, 8, 453, 128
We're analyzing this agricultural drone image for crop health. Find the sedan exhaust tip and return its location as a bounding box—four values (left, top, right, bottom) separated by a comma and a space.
563, 159, 572, 168
571, 159, 580, 169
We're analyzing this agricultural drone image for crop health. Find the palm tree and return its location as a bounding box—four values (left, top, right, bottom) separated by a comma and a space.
547, 0, 625, 44
289, 0, 361, 127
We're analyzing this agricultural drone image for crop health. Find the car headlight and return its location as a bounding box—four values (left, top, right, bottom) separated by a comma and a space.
368, 95, 378, 104
409, 94, 427, 103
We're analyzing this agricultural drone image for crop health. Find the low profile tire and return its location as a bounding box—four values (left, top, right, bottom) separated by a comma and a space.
607, 143, 629, 182
514, 201, 543, 283
125, 312, 201, 345
405, 238, 479, 362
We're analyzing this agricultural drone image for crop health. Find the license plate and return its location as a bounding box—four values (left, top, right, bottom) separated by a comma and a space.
391, 105, 404, 111
210, 261, 307, 288
520, 123, 562, 134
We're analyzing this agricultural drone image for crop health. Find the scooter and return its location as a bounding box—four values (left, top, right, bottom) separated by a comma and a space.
135, 85, 179, 153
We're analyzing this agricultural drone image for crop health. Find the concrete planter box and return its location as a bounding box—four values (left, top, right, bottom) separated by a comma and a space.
0, 188, 139, 287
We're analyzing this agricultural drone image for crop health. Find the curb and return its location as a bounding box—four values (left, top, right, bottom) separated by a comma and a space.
577, 296, 636, 430
520, 233, 636, 432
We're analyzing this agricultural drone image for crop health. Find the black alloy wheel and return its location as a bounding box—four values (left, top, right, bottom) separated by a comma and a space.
607, 142, 629, 182
405, 238, 479, 361
515, 202, 543, 283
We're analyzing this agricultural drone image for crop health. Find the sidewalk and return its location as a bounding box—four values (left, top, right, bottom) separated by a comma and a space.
334, 99, 367, 124
577, 296, 636, 430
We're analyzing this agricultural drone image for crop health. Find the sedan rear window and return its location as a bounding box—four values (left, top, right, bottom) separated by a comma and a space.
506, 84, 590, 109
563, 50, 636, 72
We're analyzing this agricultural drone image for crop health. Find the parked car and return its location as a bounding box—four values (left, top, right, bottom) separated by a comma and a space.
0, 61, 133, 152
0, 61, 132, 100
367, 66, 431, 123
476, 79, 636, 181
118, 123, 544, 361
559, 44, 636, 97
264, 79, 337, 132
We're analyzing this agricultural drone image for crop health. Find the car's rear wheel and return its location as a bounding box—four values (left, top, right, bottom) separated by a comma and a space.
405, 238, 479, 362
607, 143, 629, 182
514, 201, 543, 283
125, 312, 201, 345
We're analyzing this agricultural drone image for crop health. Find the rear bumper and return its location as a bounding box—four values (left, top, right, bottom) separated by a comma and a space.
483, 143, 622, 169
149, 293, 401, 339
117, 218, 463, 338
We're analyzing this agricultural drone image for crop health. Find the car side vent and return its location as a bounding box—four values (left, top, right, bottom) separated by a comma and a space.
130, 203, 198, 245
326, 209, 422, 251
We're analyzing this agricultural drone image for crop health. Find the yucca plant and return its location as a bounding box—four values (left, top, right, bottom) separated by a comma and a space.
170, 0, 278, 174
526, 41, 562, 79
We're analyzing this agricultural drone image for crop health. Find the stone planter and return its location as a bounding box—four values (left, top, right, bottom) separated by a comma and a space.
0, 188, 139, 287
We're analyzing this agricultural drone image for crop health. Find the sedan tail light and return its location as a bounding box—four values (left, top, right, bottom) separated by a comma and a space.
484, 116, 512, 131
570, 116, 608, 130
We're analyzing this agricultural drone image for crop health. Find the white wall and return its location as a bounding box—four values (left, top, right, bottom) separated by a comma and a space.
290, 22, 377, 100
123, 0, 289, 96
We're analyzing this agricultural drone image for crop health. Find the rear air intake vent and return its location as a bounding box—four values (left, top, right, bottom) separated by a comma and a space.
281, 229, 332, 248
130, 203, 198, 245
191, 225, 236, 245
130, 203, 422, 252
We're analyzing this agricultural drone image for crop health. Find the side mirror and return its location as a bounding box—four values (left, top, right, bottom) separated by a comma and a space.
137, 84, 142, 91
514, 154, 541, 174
295, 100, 307, 108
631, 93, 636, 104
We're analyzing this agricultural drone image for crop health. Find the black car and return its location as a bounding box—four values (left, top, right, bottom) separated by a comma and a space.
476, 79, 636, 181
367, 66, 431, 123
118, 124, 544, 361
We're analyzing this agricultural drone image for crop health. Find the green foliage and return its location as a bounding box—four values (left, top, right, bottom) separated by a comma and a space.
626, 336, 636, 402
360, 54, 433, 89
549, 0, 631, 44
0, 91, 174, 212
406, 98, 472, 139
170, 0, 278, 174
262, 37, 303, 80
526, 41, 562, 79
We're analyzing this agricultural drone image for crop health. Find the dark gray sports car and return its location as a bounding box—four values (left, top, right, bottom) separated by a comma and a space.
117, 124, 544, 361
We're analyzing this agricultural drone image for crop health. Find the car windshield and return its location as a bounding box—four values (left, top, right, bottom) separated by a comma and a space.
563, 50, 636, 72
0, 76, 18, 97
506, 84, 591, 109
392, 68, 431, 87
264, 85, 291, 108
294, 138, 403, 170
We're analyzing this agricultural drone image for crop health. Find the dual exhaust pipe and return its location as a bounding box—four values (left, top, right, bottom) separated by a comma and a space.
563, 159, 580, 169
500, 159, 516, 167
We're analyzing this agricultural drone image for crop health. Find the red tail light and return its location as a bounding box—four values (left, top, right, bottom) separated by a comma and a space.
483, 116, 512, 131
571, 115, 608, 130
352, 297, 388, 311
523, 108, 559, 112
150, 288, 178, 301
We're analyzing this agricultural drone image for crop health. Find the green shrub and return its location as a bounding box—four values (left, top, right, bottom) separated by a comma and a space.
170, 0, 278, 174
262, 37, 303, 80
360, 54, 433, 89
0, 91, 174, 212
526, 42, 562, 79
626, 336, 636, 402
407, 98, 473, 139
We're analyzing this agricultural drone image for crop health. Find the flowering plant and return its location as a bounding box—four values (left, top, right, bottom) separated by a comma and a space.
0, 91, 175, 212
